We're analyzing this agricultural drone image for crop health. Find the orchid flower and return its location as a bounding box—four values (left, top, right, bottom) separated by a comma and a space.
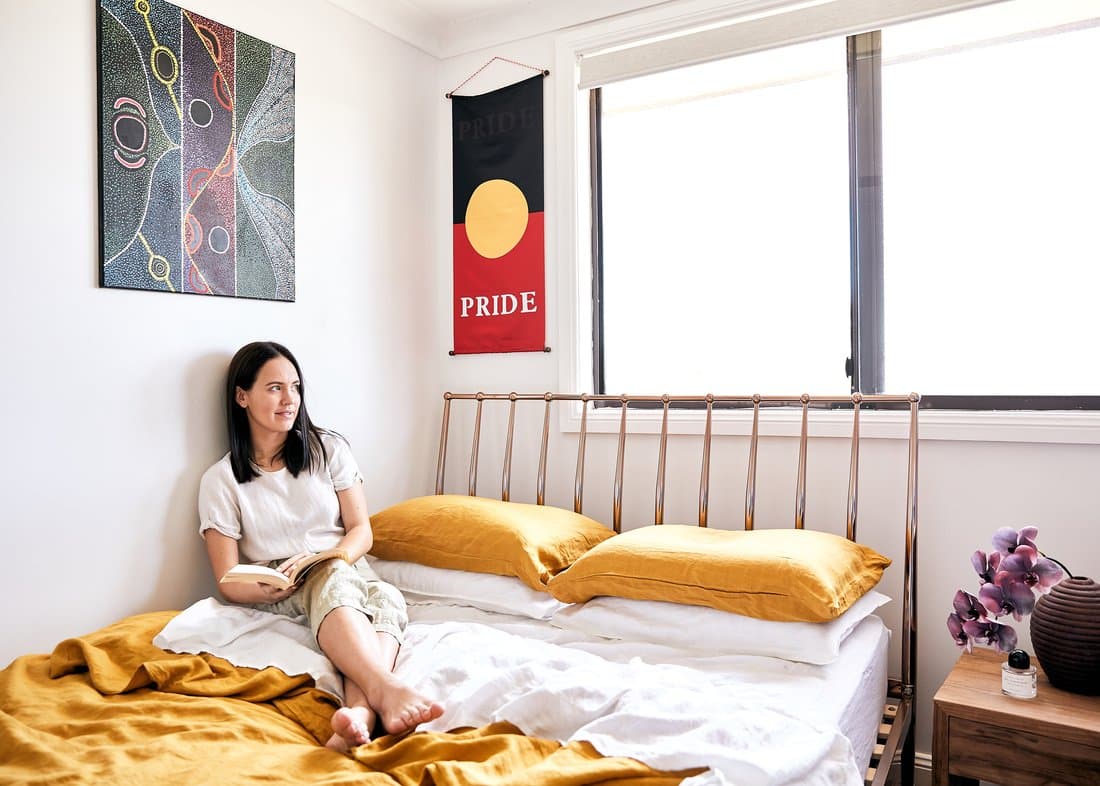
947, 613, 972, 653
949, 526, 1068, 654
952, 589, 986, 622
970, 549, 1002, 585
991, 526, 1038, 555
962, 619, 1018, 653
997, 544, 1065, 595
978, 580, 1035, 621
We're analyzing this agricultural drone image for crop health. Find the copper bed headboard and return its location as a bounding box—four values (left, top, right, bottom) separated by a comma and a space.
434, 391, 919, 701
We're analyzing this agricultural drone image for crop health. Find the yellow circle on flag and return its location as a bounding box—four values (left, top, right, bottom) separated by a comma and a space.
464, 179, 529, 259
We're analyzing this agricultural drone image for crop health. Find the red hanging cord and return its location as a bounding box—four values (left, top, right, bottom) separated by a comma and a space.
446, 56, 549, 98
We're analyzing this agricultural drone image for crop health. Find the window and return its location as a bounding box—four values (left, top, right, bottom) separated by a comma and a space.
590, 0, 1100, 408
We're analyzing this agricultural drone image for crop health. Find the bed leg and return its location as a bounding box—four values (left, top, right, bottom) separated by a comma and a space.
901, 718, 916, 786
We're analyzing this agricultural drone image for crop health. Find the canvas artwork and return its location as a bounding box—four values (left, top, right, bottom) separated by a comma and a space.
98, 0, 295, 300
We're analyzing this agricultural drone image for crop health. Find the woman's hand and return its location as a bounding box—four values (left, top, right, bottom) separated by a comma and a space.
205, 531, 301, 605
255, 581, 298, 603
276, 550, 316, 578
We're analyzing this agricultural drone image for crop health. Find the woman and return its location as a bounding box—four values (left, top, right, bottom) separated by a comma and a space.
198, 341, 443, 750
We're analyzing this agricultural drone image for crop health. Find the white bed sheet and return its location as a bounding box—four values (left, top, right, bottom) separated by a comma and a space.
404, 603, 889, 784
158, 598, 888, 786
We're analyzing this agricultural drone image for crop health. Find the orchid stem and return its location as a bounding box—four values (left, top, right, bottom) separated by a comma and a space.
1040, 550, 1073, 579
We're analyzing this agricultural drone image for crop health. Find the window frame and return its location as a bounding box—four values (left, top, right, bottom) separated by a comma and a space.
587, 26, 1100, 412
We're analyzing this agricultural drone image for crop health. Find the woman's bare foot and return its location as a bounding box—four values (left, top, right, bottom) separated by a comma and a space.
371, 680, 444, 735
326, 705, 376, 751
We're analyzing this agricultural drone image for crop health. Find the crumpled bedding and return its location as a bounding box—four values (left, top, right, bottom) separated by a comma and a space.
0, 611, 695, 786
154, 599, 875, 786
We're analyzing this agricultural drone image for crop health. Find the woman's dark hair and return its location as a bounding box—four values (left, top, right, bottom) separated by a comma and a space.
225, 341, 327, 483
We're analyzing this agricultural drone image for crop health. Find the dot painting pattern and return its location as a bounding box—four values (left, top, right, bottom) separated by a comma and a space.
98, 0, 296, 301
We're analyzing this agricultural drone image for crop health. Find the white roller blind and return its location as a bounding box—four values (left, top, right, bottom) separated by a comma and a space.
578, 0, 1006, 88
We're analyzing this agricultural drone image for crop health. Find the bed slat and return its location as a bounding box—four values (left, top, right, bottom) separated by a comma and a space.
866, 683, 913, 786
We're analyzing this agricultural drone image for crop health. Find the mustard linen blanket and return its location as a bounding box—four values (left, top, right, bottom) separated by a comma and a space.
0, 611, 697, 786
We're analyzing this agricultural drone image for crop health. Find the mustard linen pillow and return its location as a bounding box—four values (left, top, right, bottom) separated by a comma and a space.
547, 524, 891, 622
368, 495, 614, 592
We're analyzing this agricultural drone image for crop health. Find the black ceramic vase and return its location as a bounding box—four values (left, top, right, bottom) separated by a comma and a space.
1029, 576, 1100, 695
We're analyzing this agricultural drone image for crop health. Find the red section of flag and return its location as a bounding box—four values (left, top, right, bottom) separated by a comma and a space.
453, 212, 545, 354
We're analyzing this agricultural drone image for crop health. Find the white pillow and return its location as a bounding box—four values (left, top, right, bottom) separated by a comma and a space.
365, 558, 568, 620
549, 589, 890, 664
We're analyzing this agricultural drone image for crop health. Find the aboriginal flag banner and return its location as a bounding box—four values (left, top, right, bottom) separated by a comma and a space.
452, 74, 545, 354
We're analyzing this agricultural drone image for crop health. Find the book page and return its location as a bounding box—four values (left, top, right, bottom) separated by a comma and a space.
219, 549, 346, 589
219, 563, 293, 589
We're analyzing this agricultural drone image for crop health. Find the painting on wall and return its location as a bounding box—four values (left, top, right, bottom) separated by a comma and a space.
97, 0, 295, 301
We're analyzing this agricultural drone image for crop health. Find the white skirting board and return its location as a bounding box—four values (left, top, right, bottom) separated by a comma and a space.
914, 751, 932, 786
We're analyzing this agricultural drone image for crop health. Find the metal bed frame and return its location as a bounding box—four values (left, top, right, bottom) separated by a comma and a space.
434, 391, 919, 786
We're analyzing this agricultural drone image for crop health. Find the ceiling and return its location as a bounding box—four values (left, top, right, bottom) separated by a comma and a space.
404, 0, 540, 26
326, 0, 673, 59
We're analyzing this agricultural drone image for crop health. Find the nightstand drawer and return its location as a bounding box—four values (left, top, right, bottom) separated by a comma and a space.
950, 716, 1100, 785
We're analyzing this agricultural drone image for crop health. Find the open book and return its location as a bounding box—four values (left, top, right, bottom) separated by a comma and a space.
219, 549, 347, 590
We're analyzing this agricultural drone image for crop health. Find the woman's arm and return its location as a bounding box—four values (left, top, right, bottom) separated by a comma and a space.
204, 529, 297, 605
334, 481, 373, 561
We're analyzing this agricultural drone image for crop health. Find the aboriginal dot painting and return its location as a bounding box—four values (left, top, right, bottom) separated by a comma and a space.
98, 0, 295, 300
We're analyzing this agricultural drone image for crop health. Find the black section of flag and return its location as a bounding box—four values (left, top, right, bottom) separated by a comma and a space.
452, 74, 544, 223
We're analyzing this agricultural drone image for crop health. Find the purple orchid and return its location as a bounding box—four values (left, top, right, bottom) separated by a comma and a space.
948, 526, 1069, 654
947, 613, 972, 653
978, 580, 1035, 621
997, 544, 1064, 595
991, 526, 1038, 555
971, 549, 1002, 585
962, 619, 1018, 653
952, 589, 986, 622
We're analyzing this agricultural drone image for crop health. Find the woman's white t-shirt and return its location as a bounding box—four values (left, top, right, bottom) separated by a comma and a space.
198, 431, 363, 562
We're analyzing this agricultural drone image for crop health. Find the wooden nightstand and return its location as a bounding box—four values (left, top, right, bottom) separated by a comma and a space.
932, 648, 1100, 785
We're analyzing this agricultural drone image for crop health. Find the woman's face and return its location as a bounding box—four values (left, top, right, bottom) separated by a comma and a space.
235, 355, 301, 439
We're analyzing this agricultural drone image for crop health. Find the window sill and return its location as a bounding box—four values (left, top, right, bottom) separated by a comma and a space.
557, 404, 1100, 445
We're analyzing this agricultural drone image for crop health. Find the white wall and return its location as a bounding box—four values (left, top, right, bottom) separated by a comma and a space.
432, 9, 1100, 767
0, 0, 439, 667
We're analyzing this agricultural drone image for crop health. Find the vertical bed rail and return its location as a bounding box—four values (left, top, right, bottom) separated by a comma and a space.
655, 396, 670, 525
794, 394, 809, 529
745, 395, 760, 530
612, 396, 628, 533
537, 394, 552, 505
847, 393, 862, 542
501, 394, 518, 501
574, 395, 589, 514
903, 393, 920, 782
467, 394, 484, 496
434, 393, 452, 495
903, 392, 919, 695
698, 395, 714, 527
